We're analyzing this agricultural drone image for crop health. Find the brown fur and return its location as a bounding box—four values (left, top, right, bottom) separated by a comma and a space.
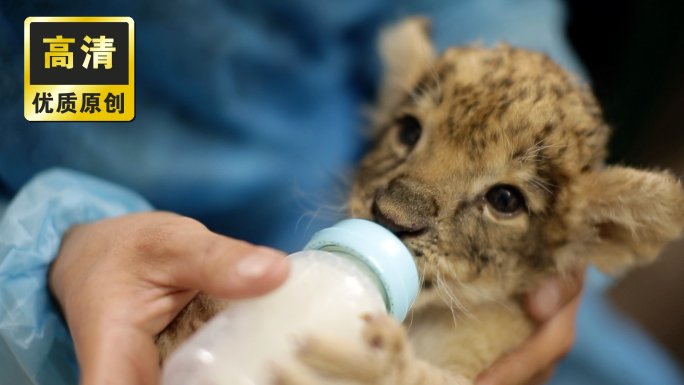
156, 293, 229, 362
157, 17, 684, 384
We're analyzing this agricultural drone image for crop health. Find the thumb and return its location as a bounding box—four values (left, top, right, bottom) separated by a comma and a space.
156, 225, 291, 299
525, 268, 585, 321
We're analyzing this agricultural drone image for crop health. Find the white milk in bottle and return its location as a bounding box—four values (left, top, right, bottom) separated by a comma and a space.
162, 219, 419, 385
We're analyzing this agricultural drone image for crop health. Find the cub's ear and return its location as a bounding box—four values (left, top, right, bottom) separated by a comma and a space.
560, 166, 684, 273
374, 17, 436, 124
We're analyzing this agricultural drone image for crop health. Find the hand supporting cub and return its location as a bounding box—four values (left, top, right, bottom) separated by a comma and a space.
476, 269, 584, 385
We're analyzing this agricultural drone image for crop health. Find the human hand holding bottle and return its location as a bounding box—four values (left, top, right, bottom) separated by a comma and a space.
49, 211, 290, 385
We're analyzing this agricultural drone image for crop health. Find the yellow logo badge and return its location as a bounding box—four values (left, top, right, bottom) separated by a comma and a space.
24, 17, 135, 121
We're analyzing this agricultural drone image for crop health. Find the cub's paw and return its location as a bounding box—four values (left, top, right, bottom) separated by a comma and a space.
273, 313, 468, 385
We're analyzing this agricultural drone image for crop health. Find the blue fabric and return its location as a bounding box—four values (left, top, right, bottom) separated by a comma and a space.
0, 169, 153, 385
551, 278, 684, 385
0, 0, 679, 384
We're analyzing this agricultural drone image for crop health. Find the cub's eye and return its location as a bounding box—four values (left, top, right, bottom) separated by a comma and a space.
397, 115, 422, 147
485, 185, 525, 215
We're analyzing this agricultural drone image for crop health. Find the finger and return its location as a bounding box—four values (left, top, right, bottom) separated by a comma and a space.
529, 366, 555, 385
174, 236, 290, 300
525, 268, 585, 321
475, 294, 581, 385
135, 216, 290, 299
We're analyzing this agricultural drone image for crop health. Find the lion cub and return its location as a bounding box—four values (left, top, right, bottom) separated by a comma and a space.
157, 18, 684, 384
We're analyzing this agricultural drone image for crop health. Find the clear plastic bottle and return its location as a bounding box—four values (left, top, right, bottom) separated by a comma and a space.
161, 219, 419, 385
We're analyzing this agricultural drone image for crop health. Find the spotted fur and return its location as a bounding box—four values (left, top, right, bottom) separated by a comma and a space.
157, 17, 684, 384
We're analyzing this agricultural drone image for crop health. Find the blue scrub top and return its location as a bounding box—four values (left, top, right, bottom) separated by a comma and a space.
1, 0, 681, 384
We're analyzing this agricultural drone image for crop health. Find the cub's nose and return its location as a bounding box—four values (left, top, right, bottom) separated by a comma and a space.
373, 201, 426, 234
372, 178, 436, 235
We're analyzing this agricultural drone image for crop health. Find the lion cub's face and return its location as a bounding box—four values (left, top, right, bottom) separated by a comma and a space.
348, 20, 684, 308
350, 46, 607, 300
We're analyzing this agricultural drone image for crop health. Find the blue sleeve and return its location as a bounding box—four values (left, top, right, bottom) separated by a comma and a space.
0, 168, 153, 385
402, 0, 587, 80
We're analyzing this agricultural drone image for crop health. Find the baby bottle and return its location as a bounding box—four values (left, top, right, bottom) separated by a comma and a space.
161, 219, 419, 385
